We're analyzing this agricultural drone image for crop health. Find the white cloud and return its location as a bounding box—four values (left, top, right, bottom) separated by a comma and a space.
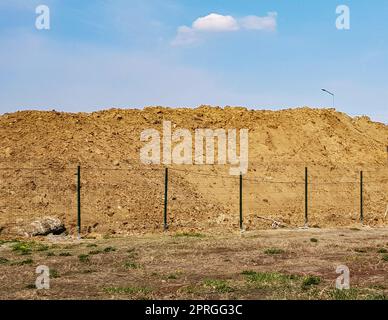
172, 12, 277, 46
193, 13, 239, 32
171, 26, 199, 46
240, 12, 277, 31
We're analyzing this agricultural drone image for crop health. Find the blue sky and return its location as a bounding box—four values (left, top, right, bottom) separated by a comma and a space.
0, 0, 387, 123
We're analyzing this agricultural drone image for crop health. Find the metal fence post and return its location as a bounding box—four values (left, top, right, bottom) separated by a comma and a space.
305, 167, 308, 227
164, 168, 169, 231
360, 170, 364, 224
240, 174, 243, 231
77, 165, 81, 238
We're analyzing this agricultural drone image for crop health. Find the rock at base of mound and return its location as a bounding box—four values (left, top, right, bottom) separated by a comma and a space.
10, 216, 66, 237
29, 216, 66, 236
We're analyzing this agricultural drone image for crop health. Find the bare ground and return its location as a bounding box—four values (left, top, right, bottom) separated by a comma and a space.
0, 227, 388, 300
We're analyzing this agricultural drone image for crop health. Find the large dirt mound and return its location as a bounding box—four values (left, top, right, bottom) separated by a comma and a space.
0, 106, 387, 236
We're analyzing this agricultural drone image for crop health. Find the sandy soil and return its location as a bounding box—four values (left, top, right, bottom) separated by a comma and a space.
0, 107, 387, 235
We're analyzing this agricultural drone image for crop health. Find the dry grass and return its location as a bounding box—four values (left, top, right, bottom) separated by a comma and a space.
0, 227, 387, 300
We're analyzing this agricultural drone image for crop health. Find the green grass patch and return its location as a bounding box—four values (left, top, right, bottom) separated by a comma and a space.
328, 288, 387, 300
377, 248, 388, 254
87, 246, 116, 255
104, 287, 151, 295
59, 252, 72, 257
241, 271, 324, 299
203, 279, 234, 293
64, 244, 77, 249
329, 289, 362, 300
302, 275, 321, 289
12, 242, 33, 255
11, 258, 34, 266
86, 243, 98, 248
46, 252, 55, 257
310, 238, 318, 243
242, 270, 299, 284
12, 241, 50, 254
89, 250, 103, 255
36, 244, 49, 251
50, 269, 60, 278
127, 250, 138, 260
78, 254, 90, 263
365, 293, 387, 300
0, 257, 9, 264
370, 284, 385, 290
124, 261, 139, 269
0, 239, 19, 246
173, 232, 205, 238
382, 254, 388, 262
181, 285, 198, 294
264, 248, 285, 255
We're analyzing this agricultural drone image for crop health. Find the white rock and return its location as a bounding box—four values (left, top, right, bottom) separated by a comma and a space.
18, 216, 66, 237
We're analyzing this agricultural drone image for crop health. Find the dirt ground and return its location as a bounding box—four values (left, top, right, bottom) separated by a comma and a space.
1, 227, 387, 300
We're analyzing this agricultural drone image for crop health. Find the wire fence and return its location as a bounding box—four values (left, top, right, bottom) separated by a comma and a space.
0, 164, 387, 236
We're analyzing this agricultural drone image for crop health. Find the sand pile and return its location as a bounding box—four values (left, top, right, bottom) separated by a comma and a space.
0, 106, 387, 235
